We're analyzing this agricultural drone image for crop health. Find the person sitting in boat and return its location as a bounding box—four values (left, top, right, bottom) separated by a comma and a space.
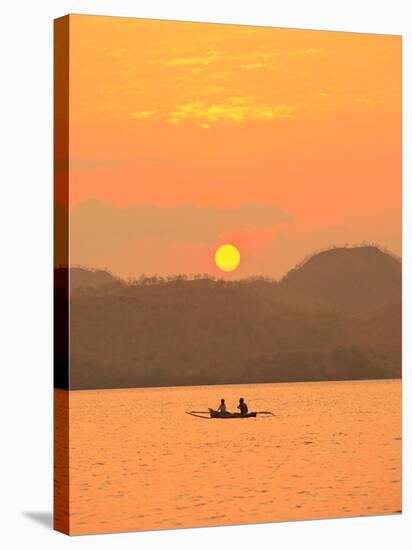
237, 397, 248, 416
217, 398, 227, 415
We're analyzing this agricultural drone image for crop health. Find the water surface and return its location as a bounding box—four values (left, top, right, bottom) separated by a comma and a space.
55, 379, 401, 534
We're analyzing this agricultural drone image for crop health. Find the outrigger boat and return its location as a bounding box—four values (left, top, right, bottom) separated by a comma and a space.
186, 408, 274, 419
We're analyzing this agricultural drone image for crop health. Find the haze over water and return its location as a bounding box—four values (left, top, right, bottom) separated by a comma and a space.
55, 379, 401, 535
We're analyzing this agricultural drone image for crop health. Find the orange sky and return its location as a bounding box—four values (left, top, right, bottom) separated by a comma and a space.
66, 15, 401, 279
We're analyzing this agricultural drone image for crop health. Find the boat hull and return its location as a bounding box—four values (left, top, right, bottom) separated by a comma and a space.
208, 408, 257, 418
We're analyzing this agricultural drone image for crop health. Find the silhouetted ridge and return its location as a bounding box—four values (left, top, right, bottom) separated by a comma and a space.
64, 266, 124, 291
56, 246, 401, 389
278, 246, 401, 314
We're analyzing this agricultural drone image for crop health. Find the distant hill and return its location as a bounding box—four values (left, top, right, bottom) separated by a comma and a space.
276, 246, 401, 314
70, 267, 123, 291
57, 246, 402, 389
55, 266, 123, 292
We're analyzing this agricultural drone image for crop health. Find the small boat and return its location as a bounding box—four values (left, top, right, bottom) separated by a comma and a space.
186, 408, 274, 419
209, 408, 257, 418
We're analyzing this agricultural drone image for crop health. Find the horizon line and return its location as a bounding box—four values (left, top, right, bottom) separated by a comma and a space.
56, 241, 402, 285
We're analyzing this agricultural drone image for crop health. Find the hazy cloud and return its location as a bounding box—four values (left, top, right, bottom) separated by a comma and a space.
167, 97, 298, 125
165, 50, 222, 66
200, 85, 224, 95
69, 156, 173, 172
71, 200, 292, 249
130, 96, 298, 127
240, 62, 268, 70
289, 48, 324, 57
106, 47, 127, 57
132, 109, 159, 119
69, 158, 123, 171
357, 97, 376, 106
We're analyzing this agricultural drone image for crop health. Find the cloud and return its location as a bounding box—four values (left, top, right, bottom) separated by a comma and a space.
69, 156, 172, 172
70, 200, 293, 277
205, 71, 232, 81
132, 109, 159, 119
167, 56, 209, 66
357, 97, 375, 106
130, 96, 298, 127
200, 85, 224, 95
256, 52, 281, 60
71, 200, 292, 249
165, 50, 222, 66
240, 62, 268, 70
106, 47, 127, 57
167, 96, 298, 125
289, 48, 323, 57
69, 158, 123, 171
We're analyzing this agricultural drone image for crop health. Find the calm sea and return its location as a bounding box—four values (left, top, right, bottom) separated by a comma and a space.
55, 379, 401, 535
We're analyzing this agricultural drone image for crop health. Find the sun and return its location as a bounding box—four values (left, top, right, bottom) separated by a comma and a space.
214, 244, 241, 272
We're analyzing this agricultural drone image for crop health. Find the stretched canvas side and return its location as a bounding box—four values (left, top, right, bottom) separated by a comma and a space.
53, 15, 70, 535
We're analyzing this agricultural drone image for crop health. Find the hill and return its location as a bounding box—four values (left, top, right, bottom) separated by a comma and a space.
55, 266, 123, 292
276, 245, 401, 314
57, 246, 402, 389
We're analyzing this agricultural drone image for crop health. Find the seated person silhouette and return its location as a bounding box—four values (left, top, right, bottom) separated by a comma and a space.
237, 397, 248, 416
217, 398, 228, 415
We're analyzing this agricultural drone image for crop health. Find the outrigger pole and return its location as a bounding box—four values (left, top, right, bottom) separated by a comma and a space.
185, 410, 275, 419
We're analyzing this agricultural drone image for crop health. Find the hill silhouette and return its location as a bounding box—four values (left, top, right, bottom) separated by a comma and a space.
277, 245, 401, 314
55, 245, 401, 389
